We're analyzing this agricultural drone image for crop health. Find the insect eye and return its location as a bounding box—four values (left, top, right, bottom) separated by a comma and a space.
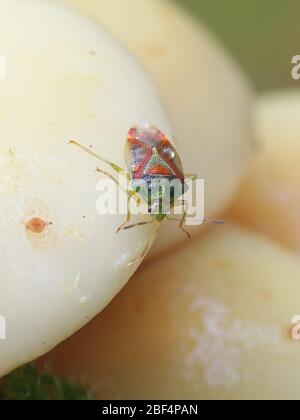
162, 146, 175, 160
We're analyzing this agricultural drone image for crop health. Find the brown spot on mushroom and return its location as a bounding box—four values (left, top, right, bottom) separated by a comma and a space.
26, 218, 52, 234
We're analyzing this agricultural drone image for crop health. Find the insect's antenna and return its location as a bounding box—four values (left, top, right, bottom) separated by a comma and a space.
204, 218, 225, 225
69, 140, 124, 174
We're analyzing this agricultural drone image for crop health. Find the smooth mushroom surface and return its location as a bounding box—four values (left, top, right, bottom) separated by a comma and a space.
0, 0, 171, 377
229, 89, 300, 254
43, 223, 300, 400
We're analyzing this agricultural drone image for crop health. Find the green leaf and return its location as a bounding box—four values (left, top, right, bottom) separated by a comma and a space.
0, 364, 91, 400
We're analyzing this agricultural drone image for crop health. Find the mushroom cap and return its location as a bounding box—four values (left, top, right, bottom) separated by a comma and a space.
0, 0, 171, 377
44, 223, 300, 400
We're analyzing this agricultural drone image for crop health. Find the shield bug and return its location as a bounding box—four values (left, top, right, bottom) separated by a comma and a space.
70, 122, 222, 239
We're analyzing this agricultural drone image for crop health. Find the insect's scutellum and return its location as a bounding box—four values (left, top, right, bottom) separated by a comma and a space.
69, 122, 210, 240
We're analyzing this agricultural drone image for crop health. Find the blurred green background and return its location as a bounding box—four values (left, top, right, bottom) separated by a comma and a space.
175, 0, 300, 91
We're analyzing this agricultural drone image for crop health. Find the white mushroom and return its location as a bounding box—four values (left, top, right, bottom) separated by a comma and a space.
45, 223, 300, 400
229, 89, 300, 253
0, 0, 171, 377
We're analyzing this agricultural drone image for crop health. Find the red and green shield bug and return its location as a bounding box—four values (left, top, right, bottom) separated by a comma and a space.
70, 122, 218, 239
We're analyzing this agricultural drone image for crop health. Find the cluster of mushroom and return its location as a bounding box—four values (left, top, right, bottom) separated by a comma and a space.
1, 0, 299, 400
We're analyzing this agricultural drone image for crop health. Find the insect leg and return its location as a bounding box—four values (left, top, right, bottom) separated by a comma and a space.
122, 219, 156, 231
96, 168, 142, 209
116, 191, 142, 233
116, 207, 132, 233
179, 211, 191, 239
96, 168, 122, 187
69, 140, 129, 179
167, 200, 191, 240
